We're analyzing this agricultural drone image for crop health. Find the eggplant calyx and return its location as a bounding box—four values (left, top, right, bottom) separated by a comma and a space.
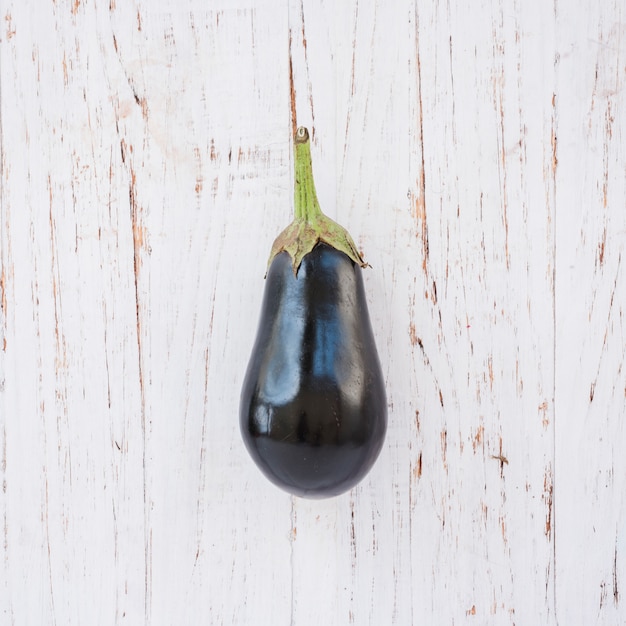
266, 126, 366, 276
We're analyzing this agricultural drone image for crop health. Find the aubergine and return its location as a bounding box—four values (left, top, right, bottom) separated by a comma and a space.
240, 127, 387, 498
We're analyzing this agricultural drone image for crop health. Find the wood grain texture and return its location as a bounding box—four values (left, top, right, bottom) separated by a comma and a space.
555, 1, 626, 623
0, 1, 624, 625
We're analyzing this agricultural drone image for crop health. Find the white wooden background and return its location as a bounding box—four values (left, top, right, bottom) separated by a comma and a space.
1, 0, 625, 624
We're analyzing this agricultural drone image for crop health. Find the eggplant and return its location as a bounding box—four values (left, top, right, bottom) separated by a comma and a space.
240, 127, 387, 498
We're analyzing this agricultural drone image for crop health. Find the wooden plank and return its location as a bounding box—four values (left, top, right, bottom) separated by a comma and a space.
409, 0, 556, 621
104, 3, 296, 625
287, 1, 414, 624
554, 1, 626, 623
0, 1, 147, 622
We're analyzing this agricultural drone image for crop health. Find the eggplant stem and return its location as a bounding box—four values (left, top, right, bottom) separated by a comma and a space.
267, 126, 366, 275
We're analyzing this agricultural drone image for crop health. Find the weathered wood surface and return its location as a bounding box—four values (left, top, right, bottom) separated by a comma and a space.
0, 1, 624, 624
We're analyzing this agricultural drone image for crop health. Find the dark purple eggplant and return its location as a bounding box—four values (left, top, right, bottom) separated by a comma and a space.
240, 127, 387, 498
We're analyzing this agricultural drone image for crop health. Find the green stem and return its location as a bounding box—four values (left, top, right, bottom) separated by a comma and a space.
293, 127, 322, 222
266, 126, 366, 275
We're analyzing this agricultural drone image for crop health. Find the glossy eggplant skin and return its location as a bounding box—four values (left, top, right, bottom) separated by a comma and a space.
240, 243, 387, 498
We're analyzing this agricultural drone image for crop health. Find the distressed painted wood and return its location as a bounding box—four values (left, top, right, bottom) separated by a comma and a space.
0, 1, 624, 624
555, 1, 626, 623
